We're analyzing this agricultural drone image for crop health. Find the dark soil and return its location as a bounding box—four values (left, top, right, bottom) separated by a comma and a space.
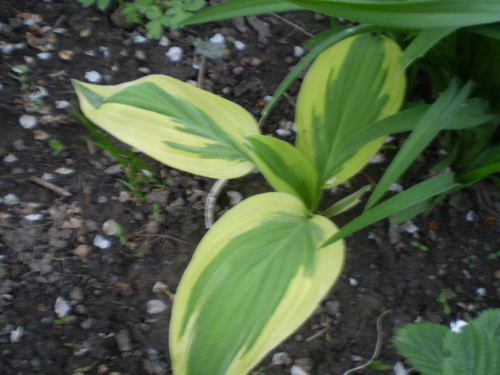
1, 1, 499, 375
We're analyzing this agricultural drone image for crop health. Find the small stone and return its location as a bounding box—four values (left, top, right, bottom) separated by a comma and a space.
493, 269, 500, 279
30, 86, 48, 101
272, 352, 292, 366
4, 154, 18, 163
115, 329, 132, 351
291, 365, 308, 375
250, 57, 261, 66
104, 164, 123, 175
465, 210, 477, 222
133, 35, 147, 44
118, 191, 133, 202
54, 167, 75, 175
94, 235, 111, 249
232, 66, 244, 75
55, 100, 70, 109
33, 129, 49, 140
134, 50, 146, 60
10, 326, 24, 343
476, 287, 486, 297
369, 154, 385, 163
99, 46, 111, 58
80, 28, 92, 37
293, 46, 305, 57
153, 281, 167, 293
226, 191, 243, 206
85, 70, 103, 83
25, 213, 43, 221
70, 286, 84, 301
450, 320, 468, 333
37, 52, 52, 60
58, 50, 74, 60
349, 277, 358, 286
403, 221, 419, 234
138, 67, 151, 74
54, 297, 71, 317
0, 83, 3, 91
234, 40, 246, 50
389, 183, 404, 192
158, 36, 170, 47
80, 318, 95, 330
325, 300, 341, 316
73, 244, 91, 257
276, 128, 291, 137
41, 173, 54, 181
166, 46, 183, 62
19, 115, 38, 129
147, 299, 168, 314
102, 219, 119, 235
295, 358, 313, 372
3, 194, 20, 205
209, 33, 225, 44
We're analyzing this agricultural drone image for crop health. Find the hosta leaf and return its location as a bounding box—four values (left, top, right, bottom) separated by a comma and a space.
393, 322, 449, 375
295, 34, 406, 188
283, 0, 500, 29
72, 75, 260, 179
244, 135, 321, 210
170, 192, 345, 375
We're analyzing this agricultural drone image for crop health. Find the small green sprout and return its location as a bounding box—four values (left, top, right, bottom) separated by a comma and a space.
411, 240, 430, 252
49, 139, 66, 156
368, 360, 391, 371
436, 290, 452, 315
487, 250, 500, 260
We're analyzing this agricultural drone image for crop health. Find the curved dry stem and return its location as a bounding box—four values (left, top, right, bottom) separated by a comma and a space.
204, 178, 229, 229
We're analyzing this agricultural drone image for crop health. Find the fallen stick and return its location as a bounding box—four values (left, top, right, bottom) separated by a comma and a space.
29, 176, 72, 197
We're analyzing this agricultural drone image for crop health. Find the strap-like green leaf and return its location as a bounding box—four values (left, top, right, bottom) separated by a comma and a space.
170, 192, 345, 375
283, 0, 500, 29
295, 34, 406, 187
72, 75, 260, 179
244, 135, 321, 211
321, 185, 371, 217
393, 322, 449, 375
400, 28, 457, 71
365, 78, 472, 210
321, 173, 460, 248
180, 0, 304, 26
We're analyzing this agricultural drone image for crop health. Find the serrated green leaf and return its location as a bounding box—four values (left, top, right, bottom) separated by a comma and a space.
283, 0, 500, 29
244, 135, 321, 210
180, 0, 304, 26
72, 75, 260, 179
97, 0, 112, 11
146, 19, 163, 39
393, 322, 449, 375
295, 34, 406, 187
170, 192, 345, 375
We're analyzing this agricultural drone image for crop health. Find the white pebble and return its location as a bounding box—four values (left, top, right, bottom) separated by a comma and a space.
272, 352, 292, 366
263, 95, 273, 102
41, 173, 54, 181
476, 287, 486, 296
403, 221, 419, 234
450, 319, 468, 333
133, 35, 147, 44
465, 210, 477, 222
37, 52, 52, 60
0, 43, 15, 54
147, 299, 168, 314
234, 40, 246, 50
166, 46, 183, 62
158, 36, 170, 47
99, 46, 111, 58
393, 361, 409, 375
55, 100, 70, 109
4, 154, 19, 163
384, 135, 395, 143
30, 86, 48, 101
152, 282, 167, 293
226, 191, 243, 206
0, 82, 4, 91
85, 70, 103, 83
275, 128, 291, 137
388, 183, 404, 192
369, 154, 385, 163
54, 297, 71, 317
349, 277, 358, 286
25, 213, 43, 221
209, 33, 225, 44
293, 46, 305, 57
10, 326, 24, 343
2, 194, 20, 205
54, 167, 75, 175
19, 114, 38, 129
94, 235, 111, 249
291, 365, 308, 375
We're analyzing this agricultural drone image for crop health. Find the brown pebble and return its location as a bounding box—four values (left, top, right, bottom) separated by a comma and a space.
494, 269, 500, 279
134, 50, 146, 60
284, 56, 294, 64
250, 57, 262, 66
73, 244, 91, 257
232, 66, 244, 75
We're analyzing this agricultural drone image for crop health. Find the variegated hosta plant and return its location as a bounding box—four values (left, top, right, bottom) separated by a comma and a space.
73, 34, 407, 374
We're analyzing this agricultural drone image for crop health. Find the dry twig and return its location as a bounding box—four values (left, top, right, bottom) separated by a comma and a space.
29, 176, 72, 197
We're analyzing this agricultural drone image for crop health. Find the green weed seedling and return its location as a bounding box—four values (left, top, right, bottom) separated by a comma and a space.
8, 65, 30, 93
368, 360, 391, 371
49, 139, 67, 156
488, 250, 500, 260
411, 240, 430, 252
436, 290, 452, 315
77, 0, 207, 39
394, 308, 500, 375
